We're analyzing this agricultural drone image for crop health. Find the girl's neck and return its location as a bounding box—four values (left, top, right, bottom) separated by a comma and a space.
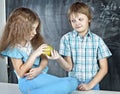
19, 41, 27, 47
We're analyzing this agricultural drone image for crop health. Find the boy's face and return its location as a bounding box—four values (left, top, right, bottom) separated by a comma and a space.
70, 13, 90, 36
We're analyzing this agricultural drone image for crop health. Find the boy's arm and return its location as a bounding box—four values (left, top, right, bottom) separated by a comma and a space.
47, 49, 73, 71
57, 55, 73, 71
88, 58, 108, 89
78, 58, 108, 90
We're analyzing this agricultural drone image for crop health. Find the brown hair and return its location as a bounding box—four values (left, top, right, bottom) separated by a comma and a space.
0, 7, 44, 52
68, 2, 92, 24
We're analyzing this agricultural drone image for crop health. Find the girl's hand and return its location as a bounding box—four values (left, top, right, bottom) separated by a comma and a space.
24, 68, 41, 79
78, 83, 91, 91
46, 50, 60, 60
34, 44, 48, 57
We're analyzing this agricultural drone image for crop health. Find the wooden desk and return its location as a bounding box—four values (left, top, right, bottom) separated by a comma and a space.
0, 82, 21, 94
72, 90, 120, 94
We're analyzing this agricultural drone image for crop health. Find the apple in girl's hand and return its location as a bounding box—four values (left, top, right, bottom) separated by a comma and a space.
43, 45, 53, 56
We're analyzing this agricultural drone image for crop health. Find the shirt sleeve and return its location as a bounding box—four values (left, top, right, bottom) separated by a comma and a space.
59, 35, 71, 56
1, 47, 23, 59
97, 38, 112, 60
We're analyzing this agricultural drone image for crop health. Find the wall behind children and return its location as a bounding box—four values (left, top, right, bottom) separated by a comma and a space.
6, 0, 120, 91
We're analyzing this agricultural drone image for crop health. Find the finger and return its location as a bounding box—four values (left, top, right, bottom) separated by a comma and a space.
40, 44, 48, 50
24, 72, 30, 76
50, 50, 55, 57
29, 74, 32, 76
29, 69, 34, 72
78, 84, 84, 90
27, 75, 33, 79
46, 55, 51, 59
41, 44, 48, 47
79, 86, 82, 90
53, 50, 56, 55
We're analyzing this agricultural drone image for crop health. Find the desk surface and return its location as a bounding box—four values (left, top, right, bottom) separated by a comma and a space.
72, 90, 120, 94
0, 82, 21, 94
0, 82, 120, 94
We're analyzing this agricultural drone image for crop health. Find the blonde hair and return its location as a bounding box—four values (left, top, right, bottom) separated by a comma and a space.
68, 2, 92, 25
0, 7, 44, 52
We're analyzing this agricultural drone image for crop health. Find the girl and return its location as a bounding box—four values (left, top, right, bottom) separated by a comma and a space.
0, 7, 78, 94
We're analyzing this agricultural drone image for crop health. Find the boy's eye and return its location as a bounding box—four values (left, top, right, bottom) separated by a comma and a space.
79, 18, 83, 21
71, 19, 76, 23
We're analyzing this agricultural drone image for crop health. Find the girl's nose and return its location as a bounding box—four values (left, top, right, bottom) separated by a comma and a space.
33, 30, 37, 35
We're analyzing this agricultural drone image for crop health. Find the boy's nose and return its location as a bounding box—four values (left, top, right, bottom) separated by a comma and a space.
76, 22, 81, 26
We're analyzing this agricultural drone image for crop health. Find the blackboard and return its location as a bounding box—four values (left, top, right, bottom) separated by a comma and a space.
6, 0, 120, 91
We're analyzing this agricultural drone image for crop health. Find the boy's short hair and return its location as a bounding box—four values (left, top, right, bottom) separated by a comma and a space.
67, 2, 92, 22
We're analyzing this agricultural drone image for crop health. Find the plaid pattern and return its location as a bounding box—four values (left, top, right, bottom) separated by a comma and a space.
59, 30, 112, 82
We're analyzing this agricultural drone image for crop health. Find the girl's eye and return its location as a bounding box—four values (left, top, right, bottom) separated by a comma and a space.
31, 27, 36, 31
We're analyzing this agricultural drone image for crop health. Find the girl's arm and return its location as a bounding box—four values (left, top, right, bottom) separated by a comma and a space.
38, 55, 48, 73
11, 44, 47, 78
24, 55, 48, 79
11, 52, 39, 78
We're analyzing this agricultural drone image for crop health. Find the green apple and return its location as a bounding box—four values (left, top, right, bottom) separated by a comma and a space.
43, 45, 53, 56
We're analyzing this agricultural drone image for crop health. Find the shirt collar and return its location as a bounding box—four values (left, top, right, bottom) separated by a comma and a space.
73, 29, 92, 38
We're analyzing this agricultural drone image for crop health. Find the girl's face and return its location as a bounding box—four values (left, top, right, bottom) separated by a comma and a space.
26, 21, 39, 41
70, 13, 90, 36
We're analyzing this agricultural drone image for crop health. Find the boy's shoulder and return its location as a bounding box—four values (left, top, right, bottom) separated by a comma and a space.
90, 32, 102, 39
64, 31, 73, 35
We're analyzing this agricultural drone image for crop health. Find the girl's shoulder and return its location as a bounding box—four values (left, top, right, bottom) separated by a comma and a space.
1, 46, 23, 59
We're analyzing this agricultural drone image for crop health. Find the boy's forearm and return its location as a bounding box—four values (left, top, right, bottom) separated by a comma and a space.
57, 56, 72, 71
88, 65, 108, 89
88, 58, 108, 89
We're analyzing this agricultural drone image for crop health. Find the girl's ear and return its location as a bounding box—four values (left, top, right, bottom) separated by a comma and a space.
89, 19, 91, 22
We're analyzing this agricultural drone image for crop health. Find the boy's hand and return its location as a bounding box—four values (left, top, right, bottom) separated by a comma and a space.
46, 50, 60, 60
78, 83, 91, 91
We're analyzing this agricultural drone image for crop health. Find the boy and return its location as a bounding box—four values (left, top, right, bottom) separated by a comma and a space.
48, 2, 112, 91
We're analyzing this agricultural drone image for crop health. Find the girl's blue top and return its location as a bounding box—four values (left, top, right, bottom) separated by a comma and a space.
1, 46, 48, 79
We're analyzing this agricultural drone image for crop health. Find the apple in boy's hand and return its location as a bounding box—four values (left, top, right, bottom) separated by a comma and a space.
43, 45, 53, 56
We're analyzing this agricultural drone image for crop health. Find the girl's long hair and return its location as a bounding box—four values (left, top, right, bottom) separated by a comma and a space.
0, 7, 44, 52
